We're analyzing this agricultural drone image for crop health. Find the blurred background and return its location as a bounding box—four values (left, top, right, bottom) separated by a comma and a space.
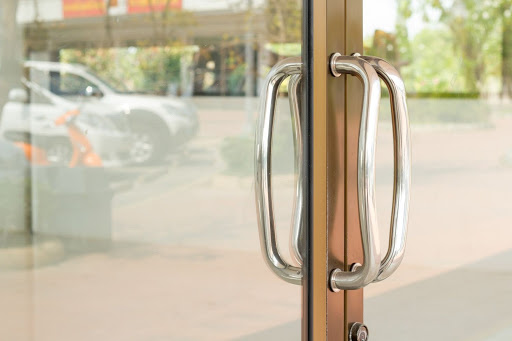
0, 1, 305, 340
0, 0, 511, 340
364, 1, 512, 339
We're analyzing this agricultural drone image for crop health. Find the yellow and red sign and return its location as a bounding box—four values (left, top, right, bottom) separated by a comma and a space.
128, 0, 182, 14
62, 0, 182, 18
63, 0, 106, 18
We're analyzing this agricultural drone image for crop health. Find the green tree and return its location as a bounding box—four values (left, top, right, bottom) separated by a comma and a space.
265, 0, 302, 43
395, 0, 413, 68
61, 47, 185, 95
401, 28, 467, 93
365, 1, 412, 72
422, 0, 504, 93
500, 2, 512, 97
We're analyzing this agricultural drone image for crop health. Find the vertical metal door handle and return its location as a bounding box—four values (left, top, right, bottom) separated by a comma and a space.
255, 55, 410, 289
359, 56, 411, 283
288, 73, 305, 266
329, 53, 383, 291
255, 57, 303, 285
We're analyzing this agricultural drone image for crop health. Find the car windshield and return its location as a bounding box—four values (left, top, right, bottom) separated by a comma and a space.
85, 69, 132, 94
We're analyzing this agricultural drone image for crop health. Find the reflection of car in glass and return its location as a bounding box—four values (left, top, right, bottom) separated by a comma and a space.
25, 61, 199, 165
0, 79, 132, 167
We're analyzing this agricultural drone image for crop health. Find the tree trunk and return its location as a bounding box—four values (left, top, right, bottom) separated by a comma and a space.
502, 16, 512, 98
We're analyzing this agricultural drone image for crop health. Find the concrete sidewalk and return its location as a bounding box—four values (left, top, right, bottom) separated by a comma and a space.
1, 111, 511, 340
234, 249, 512, 341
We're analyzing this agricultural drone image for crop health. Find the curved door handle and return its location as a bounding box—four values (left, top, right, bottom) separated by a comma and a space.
255, 54, 411, 290
359, 56, 411, 282
288, 73, 305, 266
255, 57, 303, 285
329, 53, 411, 290
329, 53, 383, 291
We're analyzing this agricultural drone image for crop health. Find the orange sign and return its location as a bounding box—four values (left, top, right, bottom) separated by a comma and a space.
63, 0, 106, 18
128, 0, 182, 14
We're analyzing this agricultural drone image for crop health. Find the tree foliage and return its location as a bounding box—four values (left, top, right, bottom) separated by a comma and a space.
264, 0, 302, 43
421, 0, 510, 94
61, 47, 186, 95
401, 28, 468, 93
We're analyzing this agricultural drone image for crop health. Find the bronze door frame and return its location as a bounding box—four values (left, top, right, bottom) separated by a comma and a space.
304, 1, 364, 340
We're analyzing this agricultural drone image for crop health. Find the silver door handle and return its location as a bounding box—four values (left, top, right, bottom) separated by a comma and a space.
329, 53, 383, 291
255, 55, 410, 289
255, 57, 303, 285
360, 56, 411, 283
329, 53, 411, 291
288, 73, 305, 266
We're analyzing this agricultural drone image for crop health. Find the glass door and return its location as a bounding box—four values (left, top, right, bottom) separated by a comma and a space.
6, 1, 504, 340
361, 0, 512, 339
0, 1, 313, 340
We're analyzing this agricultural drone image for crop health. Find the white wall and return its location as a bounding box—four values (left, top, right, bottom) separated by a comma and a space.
17, 0, 63, 24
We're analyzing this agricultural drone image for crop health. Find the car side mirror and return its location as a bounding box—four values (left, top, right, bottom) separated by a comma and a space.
8, 88, 28, 103
85, 85, 103, 98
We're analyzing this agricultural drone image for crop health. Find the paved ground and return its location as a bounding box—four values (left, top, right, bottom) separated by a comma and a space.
235, 250, 512, 341
0, 98, 511, 340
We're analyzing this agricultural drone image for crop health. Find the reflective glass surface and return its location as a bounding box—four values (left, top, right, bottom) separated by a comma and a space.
0, 1, 303, 339
364, 1, 512, 339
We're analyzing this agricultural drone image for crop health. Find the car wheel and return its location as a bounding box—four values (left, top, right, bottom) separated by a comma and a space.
46, 141, 73, 166
129, 124, 167, 165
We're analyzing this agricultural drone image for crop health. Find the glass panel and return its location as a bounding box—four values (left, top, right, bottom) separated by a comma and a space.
364, 1, 512, 339
0, 1, 304, 340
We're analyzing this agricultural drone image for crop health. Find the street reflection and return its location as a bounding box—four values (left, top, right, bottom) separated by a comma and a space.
0, 0, 302, 340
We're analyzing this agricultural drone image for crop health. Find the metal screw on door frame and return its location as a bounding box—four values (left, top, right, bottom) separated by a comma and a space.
349, 322, 369, 341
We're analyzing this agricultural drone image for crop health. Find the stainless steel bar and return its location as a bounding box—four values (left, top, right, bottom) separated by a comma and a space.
288, 73, 305, 266
329, 53, 382, 291
255, 57, 303, 284
360, 56, 411, 283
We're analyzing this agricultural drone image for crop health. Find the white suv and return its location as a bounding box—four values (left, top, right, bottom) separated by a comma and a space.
1, 79, 133, 167
24, 61, 199, 165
